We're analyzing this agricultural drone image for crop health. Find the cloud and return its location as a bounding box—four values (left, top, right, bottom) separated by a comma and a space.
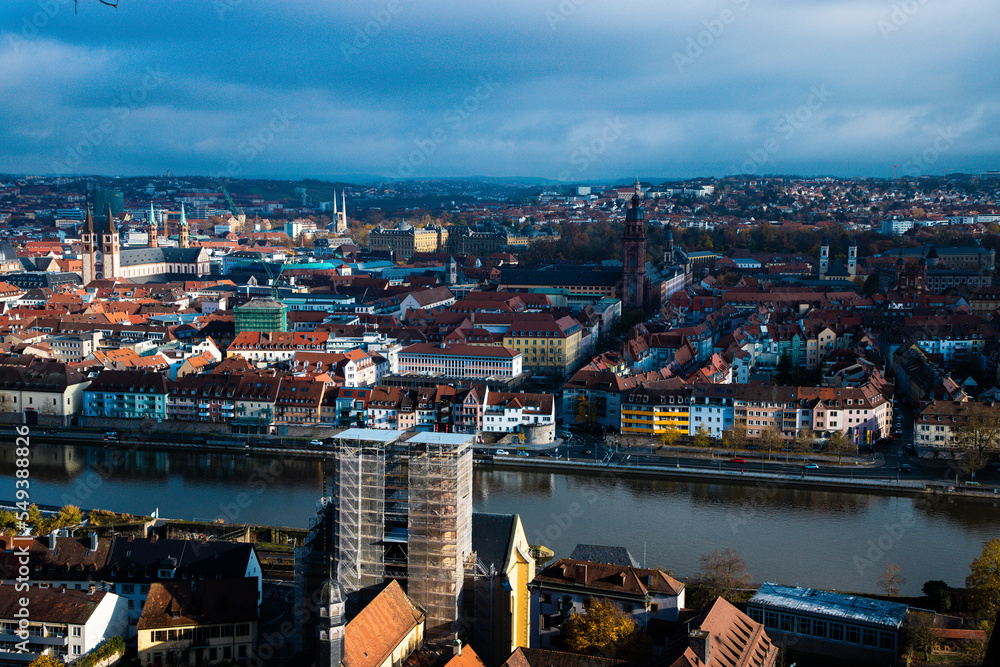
1, 0, 999, 179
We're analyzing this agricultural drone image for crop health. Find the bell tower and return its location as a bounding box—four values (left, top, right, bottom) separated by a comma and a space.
81, 208, 96, 284
621, 177, 646, 310
148, 201, 158, 248
100, 205, 121, 280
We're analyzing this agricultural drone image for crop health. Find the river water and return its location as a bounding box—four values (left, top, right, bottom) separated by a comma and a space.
4, 444, 999, 597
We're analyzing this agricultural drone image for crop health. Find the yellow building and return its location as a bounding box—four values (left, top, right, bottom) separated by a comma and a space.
472, 513, 535, 665
620, 383, 689, 435
137, 580, 258, 667
502, 315, 582, 378
368, 221, 448, 259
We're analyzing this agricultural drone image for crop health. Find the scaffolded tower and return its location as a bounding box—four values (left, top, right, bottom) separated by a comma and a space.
325, 429, 474, 639
406, 432, 473, 638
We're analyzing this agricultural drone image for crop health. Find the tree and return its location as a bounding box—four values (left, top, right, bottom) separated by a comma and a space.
723, 419, 747, 456
759, 427, 782, 460
966, 538, 1000, 619
952, 403, 1000, 479
692, 425, 711, 449
698, 548, 753, 602
658, 429, 680, 448
564, 597, 636, 654
903, 611, 937, 661
28, 656, 63, 667
877, 562, 906, 597
826, 430, 853, 463
921, 580, 952, 611
792, 428, 815, 453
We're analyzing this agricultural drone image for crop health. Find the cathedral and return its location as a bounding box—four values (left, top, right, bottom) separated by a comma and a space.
80, 204, 210, 283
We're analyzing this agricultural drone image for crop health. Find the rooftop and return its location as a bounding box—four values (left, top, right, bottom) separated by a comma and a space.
749, 583, 909, 628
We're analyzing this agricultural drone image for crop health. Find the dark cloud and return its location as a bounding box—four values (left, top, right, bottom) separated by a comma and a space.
1, 0, 998, 180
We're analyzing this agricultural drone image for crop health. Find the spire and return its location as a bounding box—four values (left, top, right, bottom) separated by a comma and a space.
150, 200, 155, 226
106, 205, 117, 233
180, 202, 187, 227
332, 190, 338, 217
84, 207, 94, 234
634, 177, 642, 200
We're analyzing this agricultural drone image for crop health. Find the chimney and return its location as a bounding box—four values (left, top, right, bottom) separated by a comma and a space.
451, 639, 462, 657
48, 532, 57, 549
90, 532, 98, 551
575, 563, 587, 582
689, 628, 711, 665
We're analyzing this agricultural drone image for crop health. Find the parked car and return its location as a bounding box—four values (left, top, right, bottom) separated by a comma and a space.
517, 450, 530, 457
730, 457, 745, 463
898, 464, 912, 472
309, 439, 323, 446
803, 463, 820, 470
495, 449, 510, 456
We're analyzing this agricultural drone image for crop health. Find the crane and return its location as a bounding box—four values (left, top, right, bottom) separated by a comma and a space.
219, 184, 244, 217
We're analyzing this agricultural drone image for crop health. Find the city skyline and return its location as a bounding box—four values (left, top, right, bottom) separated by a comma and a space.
1, 0, 999, 181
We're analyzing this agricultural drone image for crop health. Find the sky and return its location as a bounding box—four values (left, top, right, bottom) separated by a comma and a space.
1, 0, 999, 183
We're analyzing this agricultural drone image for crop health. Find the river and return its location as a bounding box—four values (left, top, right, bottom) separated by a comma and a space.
4, 444, 999, 597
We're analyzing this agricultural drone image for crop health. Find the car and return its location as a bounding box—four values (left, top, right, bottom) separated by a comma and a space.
474, 448, 488, 455
309, 439, 323, 446
495, 449, 510, 456
582, 449, 593, 455
803, 463, 820, 470
560, 431, 572, 439
729, 457, 745, 463
104, 431, 118, 441
537, 452, 554, 457
517, 450, 530, 457
904, 444, 914, 453
898, 464, 912, 472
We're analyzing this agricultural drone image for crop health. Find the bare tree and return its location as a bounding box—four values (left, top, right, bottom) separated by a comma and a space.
952, 402, 1000, 480
878, 561, 906, 597
698, 547, 753, 603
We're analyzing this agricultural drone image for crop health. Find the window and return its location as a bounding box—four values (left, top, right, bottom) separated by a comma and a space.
829, 623, 844, 641
122, 584, 135, 594
812, 619, 827, 638
71, 627, 81, 637
846, 625, 861, 644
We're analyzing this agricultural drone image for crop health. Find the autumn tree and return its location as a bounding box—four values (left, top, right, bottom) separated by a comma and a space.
575, 396, 595, 425
877, 562, 906, 597
966, 538, 1000, 620
698, 547, 753, 603
564, 597, 635, 654
759, 427, 782, 460
952, 403, 1000, 479
722, 419, 748, 456
792, 428, 815, 453
692, 425, 712, 449
903, 612, 936, 661
826, 431, 854, 463
658, 429, 680, 448
28, 656, 63, 667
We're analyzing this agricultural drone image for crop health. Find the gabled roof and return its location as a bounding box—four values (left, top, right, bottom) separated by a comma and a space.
344, 580, 425, 667
664, 597, 777, 667
136, 578, 258, 630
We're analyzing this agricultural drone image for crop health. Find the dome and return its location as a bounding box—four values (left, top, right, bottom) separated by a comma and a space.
396, 221, 413, 231
0, 241, 17, 262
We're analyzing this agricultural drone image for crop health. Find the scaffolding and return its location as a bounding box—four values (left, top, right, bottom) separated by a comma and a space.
407, 432, 473, 638
332, 429, 405, 595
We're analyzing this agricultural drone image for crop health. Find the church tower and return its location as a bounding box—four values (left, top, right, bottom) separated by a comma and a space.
622, 178, 646, 310
447, 254, 457, 285
317, 577, 346, 667
819, 235, 830, 278
179, 203, 190, 248
333, 190, 347, 234
847, 238, 857, 278
81, 208, 96, 285
100, 205, 121, 280
148, 202, 158, 248
664, 223, 675, 264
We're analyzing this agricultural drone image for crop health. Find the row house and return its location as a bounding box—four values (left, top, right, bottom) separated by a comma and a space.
362, 385, 456, 431
167, 373, 242, 423
226, 331, 330, 365
230, 372, 280, 435
480, 390, 555, 433
561, 369, 648, 429
914, 399, 991, 452
274, 377, 325, 425
319, 386, 372, 427
0, 357, 91, 425
621, 381, 690, 437
290, 348, 377, 387
83, 370, 170, 421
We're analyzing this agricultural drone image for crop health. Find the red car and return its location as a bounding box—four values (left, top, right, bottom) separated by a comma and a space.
729, 457, 745, 463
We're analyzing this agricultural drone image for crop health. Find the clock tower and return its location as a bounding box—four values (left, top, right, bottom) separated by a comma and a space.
621, 178, 646, 310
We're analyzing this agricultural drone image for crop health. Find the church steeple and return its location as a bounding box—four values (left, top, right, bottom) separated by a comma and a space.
622, 177, 647, 310
179, 203, 190, 248
149, 201, 158, 248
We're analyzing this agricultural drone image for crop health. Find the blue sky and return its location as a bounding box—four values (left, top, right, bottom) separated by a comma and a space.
1, 0, 998, 181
